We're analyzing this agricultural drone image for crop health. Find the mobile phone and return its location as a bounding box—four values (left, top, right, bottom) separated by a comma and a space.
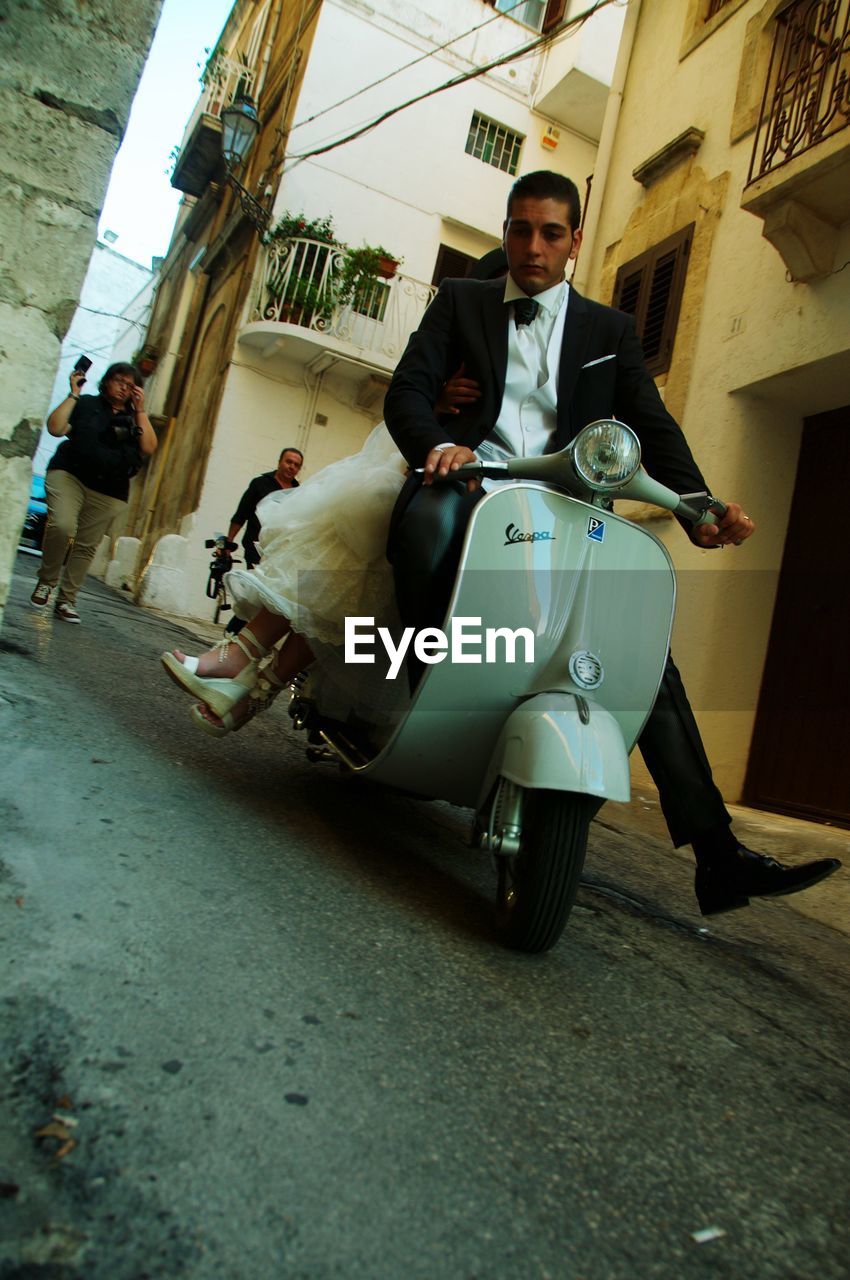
73, 355, 92, 386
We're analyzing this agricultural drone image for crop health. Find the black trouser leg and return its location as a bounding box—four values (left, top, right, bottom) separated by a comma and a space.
388, 478, 486, 687
637, 653, 731, 848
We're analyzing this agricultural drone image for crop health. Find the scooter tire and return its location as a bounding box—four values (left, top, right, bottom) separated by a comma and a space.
496, 789, 592, 954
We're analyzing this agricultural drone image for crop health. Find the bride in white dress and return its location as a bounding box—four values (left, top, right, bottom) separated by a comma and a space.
160, 371, 480, 735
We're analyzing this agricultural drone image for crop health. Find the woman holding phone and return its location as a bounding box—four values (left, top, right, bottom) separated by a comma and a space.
30, 361, 157, 623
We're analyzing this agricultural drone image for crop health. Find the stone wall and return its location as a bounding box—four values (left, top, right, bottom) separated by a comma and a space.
0, 0, 163, 624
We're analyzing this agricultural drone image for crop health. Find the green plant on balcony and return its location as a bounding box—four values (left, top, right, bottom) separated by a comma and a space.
338, 245, 403, 319
264, 212, 343, 324
274, 274, 336, 328
266, 211, 339, 248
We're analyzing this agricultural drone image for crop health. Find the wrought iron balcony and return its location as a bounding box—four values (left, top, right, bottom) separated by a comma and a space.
171, 56, 257, 197
240, 238, 436, 372
742, 0, 850, 279
198, 55, 256, 120
747, 0, 849, 184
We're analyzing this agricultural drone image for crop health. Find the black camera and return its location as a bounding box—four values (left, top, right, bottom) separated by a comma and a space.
111, 411, 142, 443
205, 535, 239, 604
73, 354, 92, 386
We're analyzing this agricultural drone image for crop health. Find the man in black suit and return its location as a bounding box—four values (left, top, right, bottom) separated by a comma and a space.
384, 169, 839, 916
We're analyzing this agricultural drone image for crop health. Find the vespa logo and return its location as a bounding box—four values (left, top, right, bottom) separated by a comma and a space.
504, 522, 556, 547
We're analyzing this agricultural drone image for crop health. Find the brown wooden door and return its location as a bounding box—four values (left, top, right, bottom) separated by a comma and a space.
743, 406, 850, 826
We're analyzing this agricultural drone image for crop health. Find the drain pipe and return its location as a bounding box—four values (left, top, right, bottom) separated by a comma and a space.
254, 0, 283, 103
299, 353, 336, 458
571, 0, 641, 295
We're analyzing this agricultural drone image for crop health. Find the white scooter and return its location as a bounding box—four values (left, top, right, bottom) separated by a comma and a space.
288, 419, 724, 953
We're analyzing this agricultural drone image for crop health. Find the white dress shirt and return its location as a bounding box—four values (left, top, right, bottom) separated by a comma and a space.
475, 276, 569, 472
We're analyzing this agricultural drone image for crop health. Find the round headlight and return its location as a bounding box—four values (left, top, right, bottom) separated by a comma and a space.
572, 419, 641, 490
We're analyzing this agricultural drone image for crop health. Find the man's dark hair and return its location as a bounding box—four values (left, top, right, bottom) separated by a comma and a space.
99, 362, 142, 395
279, 447, 304, 462
506, 171, 581, 232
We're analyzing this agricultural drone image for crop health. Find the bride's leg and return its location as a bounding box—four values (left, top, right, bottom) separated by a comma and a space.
270, 631, 315, 682
192, 630, 315, 734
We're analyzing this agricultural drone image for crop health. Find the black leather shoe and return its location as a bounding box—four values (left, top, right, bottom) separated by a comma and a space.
695, 845, 841, 916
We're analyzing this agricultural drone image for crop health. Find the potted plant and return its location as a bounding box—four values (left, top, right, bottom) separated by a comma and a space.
278, 276, 335, 327
133, 344, 160, 377
375, 246, 401, 279
264, 211, 342, 321
339, 245, 403, 313
266, 210, 339, 247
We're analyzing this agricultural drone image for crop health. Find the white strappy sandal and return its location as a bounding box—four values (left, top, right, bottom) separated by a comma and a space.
188, 661, 288, 737
160, 630, 269, 721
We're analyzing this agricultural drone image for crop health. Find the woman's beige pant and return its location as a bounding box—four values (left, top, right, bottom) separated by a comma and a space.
39, 471, 126, 605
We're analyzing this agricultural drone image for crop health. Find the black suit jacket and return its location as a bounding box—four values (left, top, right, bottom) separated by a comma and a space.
384, 277, 708, 499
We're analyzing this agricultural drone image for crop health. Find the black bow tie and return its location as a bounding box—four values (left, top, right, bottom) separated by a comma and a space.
513, 297, 539, 327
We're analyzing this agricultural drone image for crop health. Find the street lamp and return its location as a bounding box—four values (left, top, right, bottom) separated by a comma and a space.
219, 94, 271, 235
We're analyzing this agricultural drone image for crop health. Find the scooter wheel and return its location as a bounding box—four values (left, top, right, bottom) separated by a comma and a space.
495, 789, 593, 954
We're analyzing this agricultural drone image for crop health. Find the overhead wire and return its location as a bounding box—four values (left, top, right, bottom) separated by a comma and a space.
288, 0, 539, 134
283, 0, 619, 168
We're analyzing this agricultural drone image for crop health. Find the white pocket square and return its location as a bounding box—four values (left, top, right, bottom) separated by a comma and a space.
581, 354, 616, 369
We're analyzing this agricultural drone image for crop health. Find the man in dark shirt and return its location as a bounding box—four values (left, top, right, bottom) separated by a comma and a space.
223, 447, 303, 634
228, 447, 303, 568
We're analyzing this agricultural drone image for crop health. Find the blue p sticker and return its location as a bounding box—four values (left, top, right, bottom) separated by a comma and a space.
587, 517, 605, 543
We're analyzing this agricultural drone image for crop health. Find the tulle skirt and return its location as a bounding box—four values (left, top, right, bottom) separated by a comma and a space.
226, 423, 406, 644
225, 424, 409, 725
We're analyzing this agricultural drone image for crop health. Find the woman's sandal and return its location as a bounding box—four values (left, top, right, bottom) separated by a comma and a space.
160, 629, 270, 720
188, 661, 287, 737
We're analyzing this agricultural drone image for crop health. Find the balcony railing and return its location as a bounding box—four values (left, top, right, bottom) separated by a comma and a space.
199, 54, 256, 119
171, 55, 257, 196
250, 238, 436, 365
747, 0, 850, 186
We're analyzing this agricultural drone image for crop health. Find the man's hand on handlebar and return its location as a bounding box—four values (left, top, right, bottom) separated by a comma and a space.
422, 444, 480, 492
693, 502, 755, 548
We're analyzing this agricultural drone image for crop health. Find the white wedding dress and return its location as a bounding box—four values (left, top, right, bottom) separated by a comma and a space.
225, 424, 410, 724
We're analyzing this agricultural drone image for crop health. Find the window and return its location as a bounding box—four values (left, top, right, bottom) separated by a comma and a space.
612, 225, 694, 377
493, 0, 544, 29
465, 112, 524, 175
432, 245, 478, 287
485, 0, 567, 33
680, 0, 750, 60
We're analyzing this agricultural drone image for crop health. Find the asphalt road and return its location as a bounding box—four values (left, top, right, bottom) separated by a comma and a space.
1, 556, 848, 1280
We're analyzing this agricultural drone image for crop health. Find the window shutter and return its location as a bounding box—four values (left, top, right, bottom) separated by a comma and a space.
612, 225, 694, 376
432, 245, 478, 287
613, 264, 644, 319
642, 247, 680, 365
542, 0, 568, 33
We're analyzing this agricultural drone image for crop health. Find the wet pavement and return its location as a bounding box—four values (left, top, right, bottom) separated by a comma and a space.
1, 555, 848, 1279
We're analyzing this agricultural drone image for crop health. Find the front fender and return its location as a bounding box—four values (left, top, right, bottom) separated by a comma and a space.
477, 693, 631, 810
